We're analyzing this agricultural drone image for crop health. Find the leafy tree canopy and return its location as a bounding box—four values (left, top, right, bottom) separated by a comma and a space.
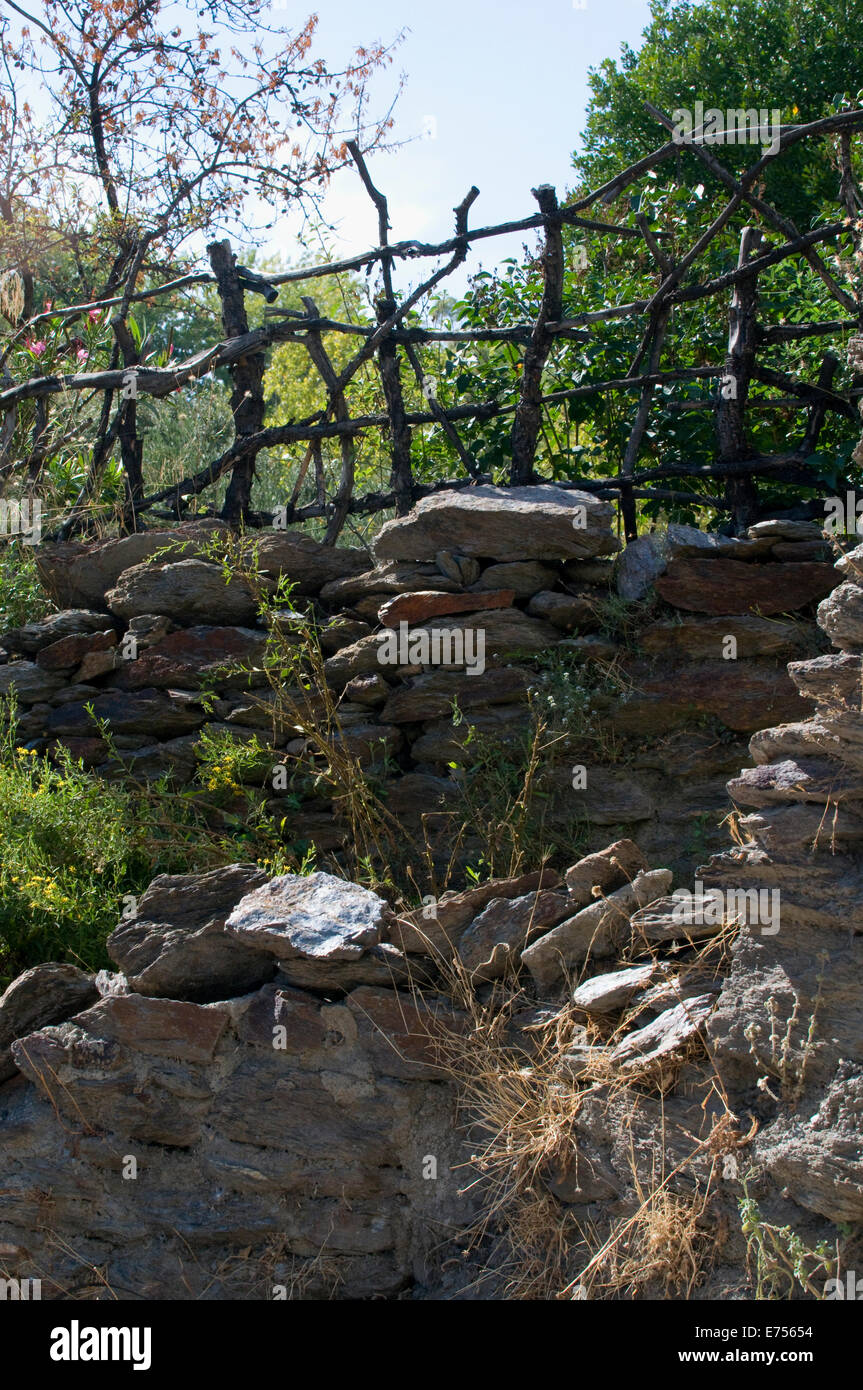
573, 0, 863, 225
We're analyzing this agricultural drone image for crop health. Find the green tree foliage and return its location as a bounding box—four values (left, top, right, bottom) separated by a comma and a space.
574, 0, 863, 227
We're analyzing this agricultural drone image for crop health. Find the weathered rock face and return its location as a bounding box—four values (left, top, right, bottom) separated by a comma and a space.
0, 660, 64, 702
1, 609, 117, 655
0, 679, 859, 1302
0, 868, 475, 1299
46, 687, 206, 738
0, 964, 99, 1083
111, 625, 267, 691
0, 820, 743, 1301
615, 657, 811, 733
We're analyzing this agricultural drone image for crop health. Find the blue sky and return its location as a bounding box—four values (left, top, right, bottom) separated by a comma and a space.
271, 0, 653, 286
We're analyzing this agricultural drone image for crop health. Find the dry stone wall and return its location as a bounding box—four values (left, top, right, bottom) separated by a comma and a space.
2, 487, 838, 876
0, 489, 857, 1300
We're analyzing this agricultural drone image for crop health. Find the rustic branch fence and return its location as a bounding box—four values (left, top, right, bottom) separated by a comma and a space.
4, 106, 863, 543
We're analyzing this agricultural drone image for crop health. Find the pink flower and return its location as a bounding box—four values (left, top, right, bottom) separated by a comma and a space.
43, 299, 53, 312
76, 347, 88, 363
25, 338, 47, 357
88, 308, 101, 322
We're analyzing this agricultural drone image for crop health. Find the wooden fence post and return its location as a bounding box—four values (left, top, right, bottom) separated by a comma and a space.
111, 316, 144, 532
717, 225, 762, 531
510, 184, 563, 484
207, 238, 266, 522
375, 294, 413, 516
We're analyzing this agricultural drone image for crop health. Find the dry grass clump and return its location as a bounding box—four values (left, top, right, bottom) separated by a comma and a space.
572, 1182, 713, 1299
427, 920, 747, 1300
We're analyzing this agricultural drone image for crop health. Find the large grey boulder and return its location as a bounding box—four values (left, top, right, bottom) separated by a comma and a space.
108, 864, 273, 1002
106, 559, 261, 625
373, 486, 619, 564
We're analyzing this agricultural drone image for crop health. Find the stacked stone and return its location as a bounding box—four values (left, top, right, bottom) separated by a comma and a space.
702, 540, 863, 1224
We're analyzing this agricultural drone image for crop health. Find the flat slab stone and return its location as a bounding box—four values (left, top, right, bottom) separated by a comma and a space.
630, 896, 728, 942
571, 964, 657, 1015
320, 561, 462, 605
35, 629, 117, 671
640, 615, 817, 662
226, 872, 387, 961
747, 519, 826, 542
378, 589, 515, 628
526, 590, 598, 630
1, 609, 116, 655
564, 839, 649, 906
655, 558, 835, 616
46, 687, 206, 738
0, 661, 64, 703
389, 868, 561, 955
373, 486, 619, 564
381, 666, 531, 723
471, 560, 559, 597
618, 658, 809, 734
728, 756, 862, 807
610, 994, 715, 1070
665, 523, 776, 561
112, 625, 267, 690
71, 994, 229, 1064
